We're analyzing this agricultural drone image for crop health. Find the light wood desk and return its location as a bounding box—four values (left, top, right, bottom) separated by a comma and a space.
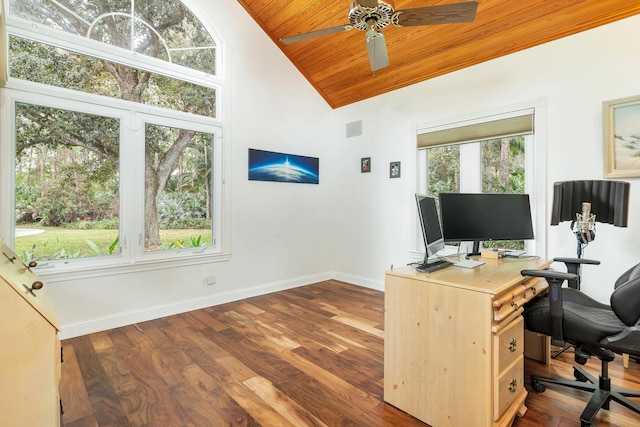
384, 257, 551, 427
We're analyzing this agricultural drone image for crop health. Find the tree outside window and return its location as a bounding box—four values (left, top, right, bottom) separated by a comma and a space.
5, 0, 222, 263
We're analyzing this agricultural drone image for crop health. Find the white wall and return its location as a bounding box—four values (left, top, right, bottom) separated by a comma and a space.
50, 0, 338, 338
330, 14, 640, 303
48, 5, 640, 338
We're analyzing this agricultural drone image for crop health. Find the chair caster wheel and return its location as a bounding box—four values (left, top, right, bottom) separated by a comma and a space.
531, 379, 545, 393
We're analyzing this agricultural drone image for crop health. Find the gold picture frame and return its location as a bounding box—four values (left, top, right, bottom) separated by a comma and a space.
603, 94, 640, 178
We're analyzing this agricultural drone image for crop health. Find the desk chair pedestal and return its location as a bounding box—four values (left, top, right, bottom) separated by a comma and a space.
531, 357, 640, 427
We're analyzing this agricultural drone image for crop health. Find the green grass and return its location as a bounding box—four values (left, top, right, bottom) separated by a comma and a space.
15, 226, 212, 261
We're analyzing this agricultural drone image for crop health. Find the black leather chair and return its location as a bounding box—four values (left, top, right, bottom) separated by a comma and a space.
549, 257, 601, 359
520, 263, 640, 427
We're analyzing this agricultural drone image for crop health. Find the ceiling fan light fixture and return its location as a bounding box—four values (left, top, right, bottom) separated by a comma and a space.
349, 0, 394, 31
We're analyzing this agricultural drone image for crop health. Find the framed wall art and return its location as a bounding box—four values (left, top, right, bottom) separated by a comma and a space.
603, 94, 640, 178
390, 161, 401, 178
361, 157, 371, 173
248, 148, 319, 184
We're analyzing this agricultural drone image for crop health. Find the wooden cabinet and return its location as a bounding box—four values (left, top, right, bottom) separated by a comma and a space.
0, 243, 62, 427
384, 258, 550, 427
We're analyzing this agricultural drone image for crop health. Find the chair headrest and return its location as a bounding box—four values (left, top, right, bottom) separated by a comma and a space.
629, 264, 640, 281
611, 263, 640, 326
614, 263, 640, 288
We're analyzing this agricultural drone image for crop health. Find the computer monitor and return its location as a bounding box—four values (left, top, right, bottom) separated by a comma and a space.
438, 193, 534, 256
415, 194, 445, 263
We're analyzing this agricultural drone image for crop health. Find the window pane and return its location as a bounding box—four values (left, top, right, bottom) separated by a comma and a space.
481, 136, 527, 249
14, 103, 120, 261
144, 123, 213, 252
427, 145, 460, 195
9, 0, 216, 74
9, 37, 216, 118
481, 136, 526, 194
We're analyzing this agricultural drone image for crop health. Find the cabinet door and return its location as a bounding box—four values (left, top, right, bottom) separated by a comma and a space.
0, 280, 60, 427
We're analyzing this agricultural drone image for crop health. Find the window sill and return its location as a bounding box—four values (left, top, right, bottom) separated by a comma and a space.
34, 252, 232, 283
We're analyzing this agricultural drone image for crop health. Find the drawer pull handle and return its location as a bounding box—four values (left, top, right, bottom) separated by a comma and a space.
508, 378, 518, 392
508, 338, 518, 352
22, 281, 44, 296
3, 252, 17, 263
510, 301, 518, 310
531, 286, 536, 295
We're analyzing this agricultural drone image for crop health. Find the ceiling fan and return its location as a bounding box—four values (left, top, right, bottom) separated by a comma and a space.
280, 1, 478, 72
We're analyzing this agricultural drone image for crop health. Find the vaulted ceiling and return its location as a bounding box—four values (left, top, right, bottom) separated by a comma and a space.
237, 0, 640, 109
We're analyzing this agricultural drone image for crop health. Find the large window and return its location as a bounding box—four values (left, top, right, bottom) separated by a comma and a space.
1, 0, 229, 276
417, 109, 541, 254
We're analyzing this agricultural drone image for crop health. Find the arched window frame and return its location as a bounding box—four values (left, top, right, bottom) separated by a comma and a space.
0, 0, 232, 281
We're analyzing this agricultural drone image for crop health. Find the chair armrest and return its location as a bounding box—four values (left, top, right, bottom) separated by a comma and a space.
521, 269, 577, 282
553, 257, 600, 266
521, 269, 578, 346
553, 257, 600, 289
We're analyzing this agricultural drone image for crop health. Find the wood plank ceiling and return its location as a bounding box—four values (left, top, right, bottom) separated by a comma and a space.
237, 0, 640, 109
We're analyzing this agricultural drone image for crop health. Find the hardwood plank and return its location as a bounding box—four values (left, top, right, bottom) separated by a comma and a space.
60, 280, 640, 427
59, 344, 94, 424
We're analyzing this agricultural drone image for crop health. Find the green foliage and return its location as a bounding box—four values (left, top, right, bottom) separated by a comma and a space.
426, 135, 528, 251
190, 235, 202, 247
63, 219, 119, 230
427, 145, 460, 195
9, 0, 218, 260
481, 136, 526, 194
158, 191, 207, 224
108, 236, 120, 254
85, 239, 102, 256
86, 235, 120, 255
15, 227, 210, 261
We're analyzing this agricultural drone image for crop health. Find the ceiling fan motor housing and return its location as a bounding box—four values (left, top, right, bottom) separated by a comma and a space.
348, 0, 395, 31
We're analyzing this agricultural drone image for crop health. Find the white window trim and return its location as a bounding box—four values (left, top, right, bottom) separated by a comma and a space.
413, 99, 548, 259
6, 7, 222, 93
1, 82, 232, 283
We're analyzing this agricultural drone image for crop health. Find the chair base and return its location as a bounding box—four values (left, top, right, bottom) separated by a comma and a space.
531, 362, 640, 427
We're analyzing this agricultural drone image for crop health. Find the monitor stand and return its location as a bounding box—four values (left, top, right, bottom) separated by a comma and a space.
467, 241, 482, 257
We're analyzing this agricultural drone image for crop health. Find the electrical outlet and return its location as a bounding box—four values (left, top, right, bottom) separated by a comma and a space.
206, 274, 216, 285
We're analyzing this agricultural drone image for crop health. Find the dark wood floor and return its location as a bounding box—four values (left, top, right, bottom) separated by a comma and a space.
60, 280, 640, 426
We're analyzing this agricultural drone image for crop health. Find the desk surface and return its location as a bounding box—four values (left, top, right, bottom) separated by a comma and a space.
387, 257, 551, 296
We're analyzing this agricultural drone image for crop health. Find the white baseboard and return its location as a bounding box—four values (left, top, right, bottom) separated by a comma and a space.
330, 271, 384, 291
59, 272, 336, 339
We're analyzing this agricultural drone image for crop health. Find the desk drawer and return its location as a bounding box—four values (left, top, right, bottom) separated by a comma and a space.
496, 316, 524, 370
493, 316, 524, 422
493, 277, 548, 322
494, 355, 525, 421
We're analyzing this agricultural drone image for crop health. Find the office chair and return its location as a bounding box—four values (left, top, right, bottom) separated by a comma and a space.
520, 264, 640, 427
549, 180, 629, 358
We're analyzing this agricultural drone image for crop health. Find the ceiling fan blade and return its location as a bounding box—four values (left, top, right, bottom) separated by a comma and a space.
280, 24, 353, 45
366, 31, 389, 72
394, 1, 478, 27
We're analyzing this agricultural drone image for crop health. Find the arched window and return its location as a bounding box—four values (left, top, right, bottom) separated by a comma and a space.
1, 0, 229, 277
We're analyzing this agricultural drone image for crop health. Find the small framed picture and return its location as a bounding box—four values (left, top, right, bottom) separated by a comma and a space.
390, 161, 401, 178
603, 94, 640, 178
361, 157, 371, 173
